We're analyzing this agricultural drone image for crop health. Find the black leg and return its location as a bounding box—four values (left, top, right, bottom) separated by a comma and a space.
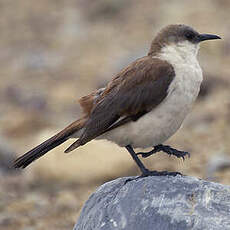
125, 145, 149, 175
136, 146, 160, 158
125, 145, 182, 178
137, 144, 190, 160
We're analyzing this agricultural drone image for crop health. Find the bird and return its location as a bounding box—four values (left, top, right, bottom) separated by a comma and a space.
13, 24, 221, 176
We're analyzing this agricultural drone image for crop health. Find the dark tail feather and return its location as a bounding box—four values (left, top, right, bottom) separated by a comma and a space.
13, 118, 86, 169
13, 134, 69, 168
64, 139, 81, 153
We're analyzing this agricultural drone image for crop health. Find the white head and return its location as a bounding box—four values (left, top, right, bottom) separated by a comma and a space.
148, 24, 221, 60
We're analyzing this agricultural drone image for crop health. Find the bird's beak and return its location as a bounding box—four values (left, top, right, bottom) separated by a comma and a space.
198, 34, 221, 42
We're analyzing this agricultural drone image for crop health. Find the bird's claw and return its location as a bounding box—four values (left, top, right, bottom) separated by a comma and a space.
137, 145, 190, 160
141, 169, 182, 177
162, 146, 190, 160
124, 170, 182, 184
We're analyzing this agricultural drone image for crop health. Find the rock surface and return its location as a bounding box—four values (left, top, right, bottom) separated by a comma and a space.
74, 175, 230, 230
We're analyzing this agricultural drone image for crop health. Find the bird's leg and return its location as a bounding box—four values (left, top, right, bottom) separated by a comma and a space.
125, 145, 149, 176
136, 146, 161, 158
137, 144, 190, 160
125, 145, 182, 179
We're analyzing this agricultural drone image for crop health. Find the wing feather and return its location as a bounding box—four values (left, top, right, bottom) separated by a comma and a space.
71, 57, 175, 149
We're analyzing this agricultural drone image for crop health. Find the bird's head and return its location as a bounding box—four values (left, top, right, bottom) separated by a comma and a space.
149, 24, 221, 57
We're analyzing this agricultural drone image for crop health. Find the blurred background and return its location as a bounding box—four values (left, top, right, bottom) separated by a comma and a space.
1, 0, 230, 229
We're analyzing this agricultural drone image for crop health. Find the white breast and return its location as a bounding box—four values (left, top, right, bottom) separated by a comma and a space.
98, 41, 203, 148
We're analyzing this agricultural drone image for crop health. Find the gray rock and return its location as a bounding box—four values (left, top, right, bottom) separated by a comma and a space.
74, 175, 230, 230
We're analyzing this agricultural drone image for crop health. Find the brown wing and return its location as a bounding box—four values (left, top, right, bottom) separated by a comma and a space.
65, 57, 175, 152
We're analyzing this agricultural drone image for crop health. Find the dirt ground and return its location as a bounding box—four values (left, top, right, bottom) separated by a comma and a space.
1, 1, 230, 229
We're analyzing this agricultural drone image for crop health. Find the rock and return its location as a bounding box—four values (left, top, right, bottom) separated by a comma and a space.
74, 175, 230, 230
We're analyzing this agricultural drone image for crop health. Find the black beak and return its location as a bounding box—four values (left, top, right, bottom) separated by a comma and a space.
198, 34, 221, 42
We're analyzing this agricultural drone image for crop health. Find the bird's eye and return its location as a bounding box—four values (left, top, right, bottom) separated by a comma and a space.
185, 32, 195, 40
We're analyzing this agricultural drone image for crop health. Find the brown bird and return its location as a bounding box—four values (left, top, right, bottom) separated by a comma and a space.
13, 24, 221, 176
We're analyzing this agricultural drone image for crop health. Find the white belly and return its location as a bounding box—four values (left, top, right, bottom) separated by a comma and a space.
98, 78, 201, 148
98, 43, 203, 148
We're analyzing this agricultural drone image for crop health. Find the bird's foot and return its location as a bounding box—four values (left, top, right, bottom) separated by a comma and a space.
156, 145, 190, 160
124, 169, 182, 183
141, 169, 182, 177
137, 144, 190, 160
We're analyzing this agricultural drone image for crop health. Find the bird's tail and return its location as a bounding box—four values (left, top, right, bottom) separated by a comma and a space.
13, 118, 86, 169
